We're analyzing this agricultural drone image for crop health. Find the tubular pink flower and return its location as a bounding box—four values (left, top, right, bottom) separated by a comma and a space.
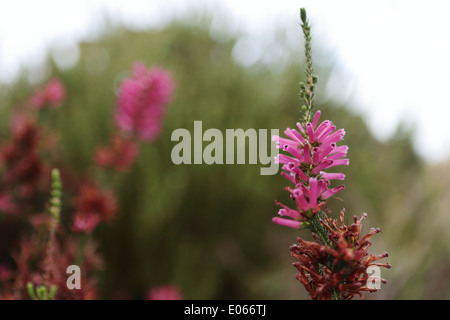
278, 208, 301, 220
285, 163, 308, 181
326, 159, 350, 168
303, 143, 311, 165
285, 145, 304, 161
281, 172, 296, 184
316, 123, 336, 142
306, 123, 315, 142
272, 217, 302, 229
273, 136, 299, 149
115, 63, 174, 142
319, 129, 346, 147
311, 159, 333, 175
326, 152, 347, 162
312, 110, 321, 128
308, 177, 319, 208
312, 147, 320, 166
291, 188, 310, 211
321, 173, 346, 181
296, 122, 305, 134
321, 185, 345, 200
275, 154, 299, 166
284, 128, 305, 144
332, 145, 349, 155
318, 143, 336, 162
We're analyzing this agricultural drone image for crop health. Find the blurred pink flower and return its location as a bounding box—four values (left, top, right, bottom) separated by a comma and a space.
94, 134, 139, 171
0, 264, 13, 281
71, 211, 102, 234
30, 78, 66, 109
115, 63, 175, 142
70, 184, 118, 234
0, 193, 16, 215
146, 284, 183, 300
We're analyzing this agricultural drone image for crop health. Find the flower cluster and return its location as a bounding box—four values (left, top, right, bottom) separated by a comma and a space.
115, 63, 175, 142
1, 170, 103, 300
290, 210, 391, 300
30, 78, 66, 109
70, 184, 118, 233
0, 113, 49, 214
94, 134, 139, 172
272, 110, 349, 228
1, 62, 177, 299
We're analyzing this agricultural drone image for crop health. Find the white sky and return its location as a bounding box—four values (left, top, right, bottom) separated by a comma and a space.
0, 0, 449, 164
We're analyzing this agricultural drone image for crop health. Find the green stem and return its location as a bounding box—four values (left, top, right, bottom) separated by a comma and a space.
308, 211, 333, 248
299, 8, 317, 124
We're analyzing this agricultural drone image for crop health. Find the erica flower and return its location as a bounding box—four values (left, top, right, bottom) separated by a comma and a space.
290, 210, 391, 300
273, 8, 389, 301
0, 113, 47, 201
272, 110, 349, 228
94, 134, 139, 171
30, 78, 66, 109
115, 63, 175, 142
70, 184, 118, 233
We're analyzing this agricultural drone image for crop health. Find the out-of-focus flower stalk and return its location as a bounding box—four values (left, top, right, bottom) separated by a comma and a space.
28, 169, 62, 300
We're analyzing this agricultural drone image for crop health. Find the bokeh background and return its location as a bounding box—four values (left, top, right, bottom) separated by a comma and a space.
1, 0, 450, 299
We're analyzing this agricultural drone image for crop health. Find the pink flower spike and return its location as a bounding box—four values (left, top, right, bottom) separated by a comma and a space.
312, 110, 321, 129
272, 217, 301, 229
321, 185, 345, 200
321, 172, 345, 180
115, 63, 175, 142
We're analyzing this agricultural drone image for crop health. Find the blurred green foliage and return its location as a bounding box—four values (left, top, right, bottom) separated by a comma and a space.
0, 15, 448, 300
